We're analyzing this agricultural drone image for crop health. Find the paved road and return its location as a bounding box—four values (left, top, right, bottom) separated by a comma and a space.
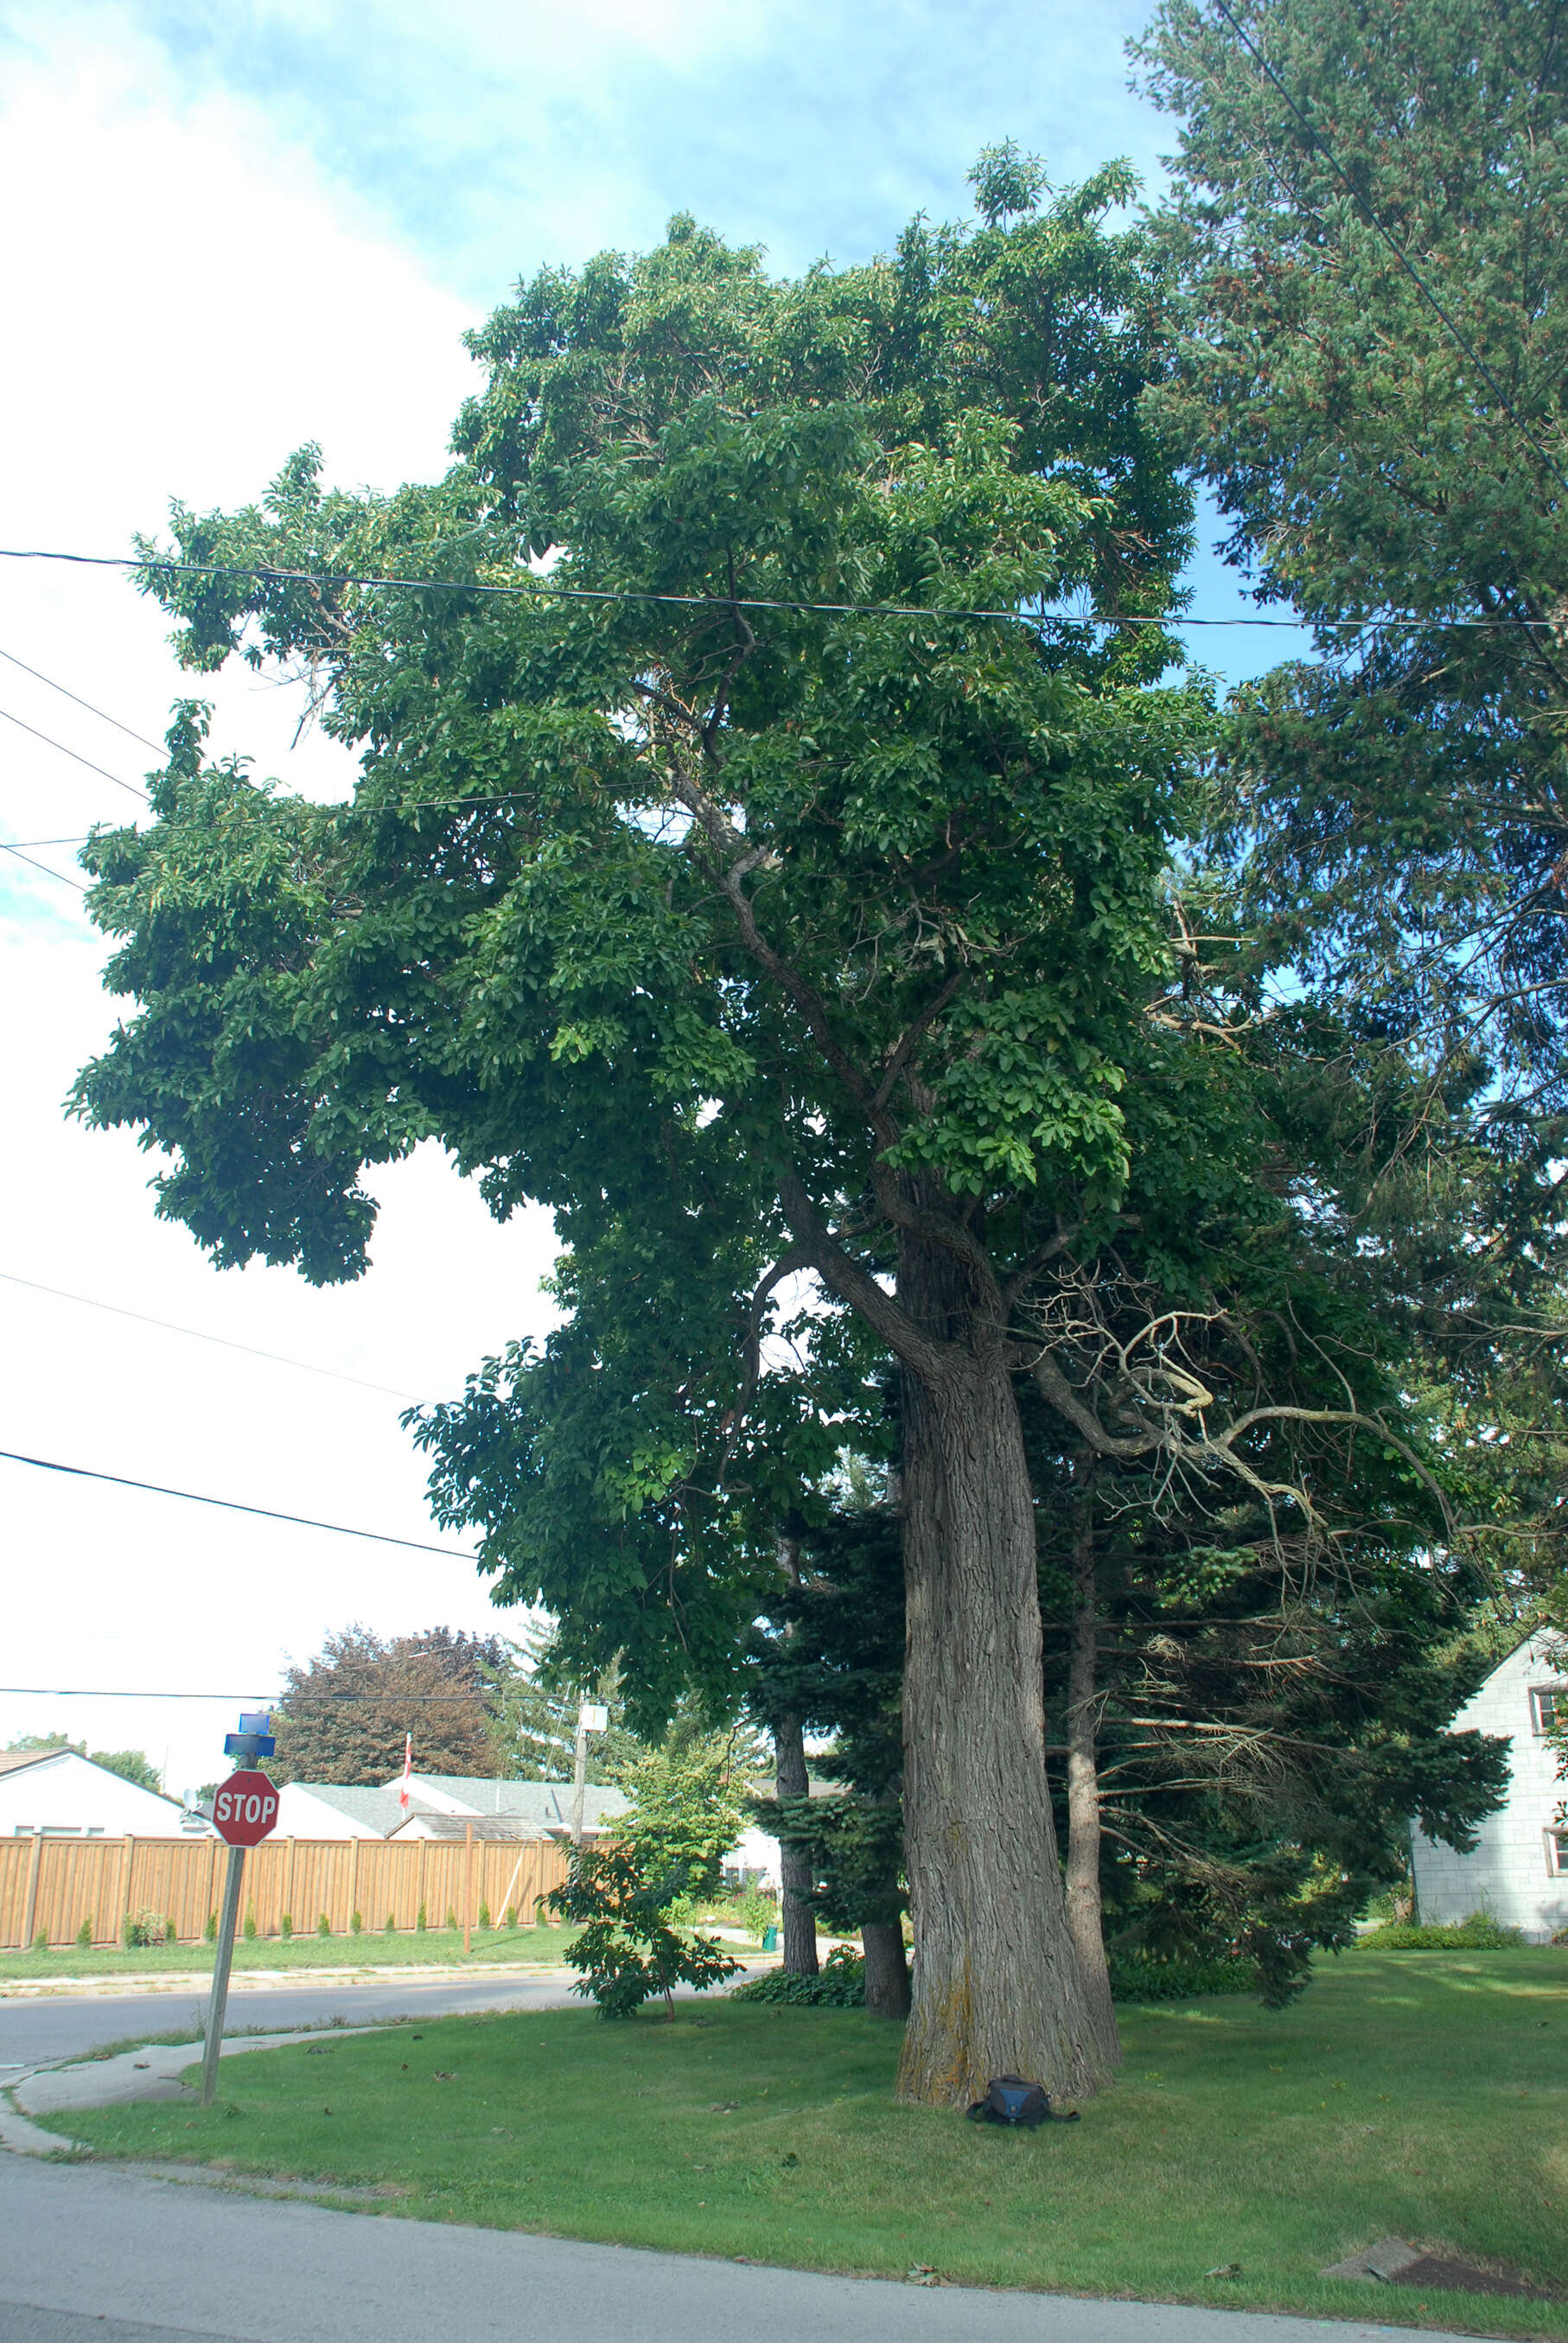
0, 2156, 1480, 2343
0, 1970, 590, 2070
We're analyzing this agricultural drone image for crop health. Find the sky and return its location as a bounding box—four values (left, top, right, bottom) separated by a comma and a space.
0, 0, 1300, 1797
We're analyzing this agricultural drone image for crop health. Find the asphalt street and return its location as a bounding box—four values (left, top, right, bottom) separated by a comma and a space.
0, 2155, 1483, 2343
0, 1970, 589, 2070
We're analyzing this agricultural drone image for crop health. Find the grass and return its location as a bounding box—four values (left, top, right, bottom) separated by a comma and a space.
0, 1923, 592, 1981
63, 1948, 1566, 2333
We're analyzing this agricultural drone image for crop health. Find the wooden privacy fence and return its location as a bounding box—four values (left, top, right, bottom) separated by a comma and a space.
0, 1833, 571, 1950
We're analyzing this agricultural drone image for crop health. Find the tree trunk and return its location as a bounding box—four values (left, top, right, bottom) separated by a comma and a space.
1064, 1469, 1119, 2057
863, 1919, 911, 2020
895, 1237, 1113, 2109
774, 1714, 819, 1976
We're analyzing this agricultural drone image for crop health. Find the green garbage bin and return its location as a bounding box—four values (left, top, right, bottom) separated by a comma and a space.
762, 1923, 779, 1951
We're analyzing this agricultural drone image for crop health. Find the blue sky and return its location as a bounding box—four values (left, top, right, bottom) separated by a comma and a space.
108, 0, 1173, 300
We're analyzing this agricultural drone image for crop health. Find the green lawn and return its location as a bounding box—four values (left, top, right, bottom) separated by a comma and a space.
61, 1949, 1566, 2333
0, 1923, 593, 1981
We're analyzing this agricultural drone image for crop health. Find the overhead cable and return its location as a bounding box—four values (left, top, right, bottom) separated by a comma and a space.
0, 1686, 523, 1704
0, 1268, 424, 1402
0, 840, 87, 891
0, 644, 166, 754
0, 1446, 475, 1561
0, 702, 150, 801
0, 543, 1555, 634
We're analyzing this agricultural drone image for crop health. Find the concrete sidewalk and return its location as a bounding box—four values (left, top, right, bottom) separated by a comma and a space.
3, 2025, 390, 2152
0, 2155, 1487, 2343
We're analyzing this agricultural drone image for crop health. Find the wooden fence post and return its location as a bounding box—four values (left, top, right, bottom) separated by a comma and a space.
20, 1832, 44, 1949
119, 1834, 137, 1944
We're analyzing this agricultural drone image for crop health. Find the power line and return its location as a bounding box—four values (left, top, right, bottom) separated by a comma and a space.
0, 543, 1554, 634
0, 1447, 475, 1561
1208, 0, 1568, 503
1, 833, 91, 847
0, 1686, 515, 1705
0, 1268, 424, 1402
0, 644, 166, 755
0, 840, 86, 891
0, 701, 150, 801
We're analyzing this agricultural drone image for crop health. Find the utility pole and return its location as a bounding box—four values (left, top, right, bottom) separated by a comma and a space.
570, 1700, 609, 1845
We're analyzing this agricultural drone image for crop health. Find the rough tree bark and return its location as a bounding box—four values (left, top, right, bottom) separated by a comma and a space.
893, 1234, 1113, 2108
863, 1916, 911, 2020
1063, 1464, 1119, 2058
774, 1713, 819, 1977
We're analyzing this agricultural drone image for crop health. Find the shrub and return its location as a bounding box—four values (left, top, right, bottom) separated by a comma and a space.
123, 1909, 170, 1949
547, 1844, 743, 2018
316, 1913, 331, 1938
733, 1947, 867, 2006
32, 1928, 48, 1954
203, 1912, 217, 1943
386, 1912, 398, 1933
445, 1907, 458, 1931
416, 1904, 427, 1931
165, 1918, 177, 1943
243, 1910, 258, 1941
76, 1917, 93, 1949
505, 1905, 516, 1928
350, 1910, 363, 1934
733, 1947, 1265, 2010
737, 1887, 778, 1938
1362, 1911, 1525, 1950
478, 1899, 492, 1930
280, 1912, 293, 1938
1106, 1953, 1260, 2002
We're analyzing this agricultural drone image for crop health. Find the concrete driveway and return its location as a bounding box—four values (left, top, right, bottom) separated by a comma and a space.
0, 2155, 1484, 2343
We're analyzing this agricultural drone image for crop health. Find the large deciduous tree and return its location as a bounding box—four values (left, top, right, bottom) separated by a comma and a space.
269, 1625, 507, 1785
74, 159, 1210, 2104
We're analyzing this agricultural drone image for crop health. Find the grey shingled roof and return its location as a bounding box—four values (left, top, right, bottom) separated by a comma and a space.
386, 1773, 631, 1834
394, 1813, 547, 1842
290, 1782, 416, 1835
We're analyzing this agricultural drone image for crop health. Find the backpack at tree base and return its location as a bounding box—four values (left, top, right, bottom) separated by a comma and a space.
966, 2074, 1080, 2128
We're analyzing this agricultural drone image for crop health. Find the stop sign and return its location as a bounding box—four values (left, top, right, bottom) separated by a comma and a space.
213, 1769, 280, 1847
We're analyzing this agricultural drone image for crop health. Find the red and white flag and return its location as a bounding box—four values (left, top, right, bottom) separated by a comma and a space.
398, 1733, 412, 1814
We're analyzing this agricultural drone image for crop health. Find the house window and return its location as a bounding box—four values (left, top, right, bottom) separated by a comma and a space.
1530, 1686, 1564, 1734
1547, 1829, 1568, 1879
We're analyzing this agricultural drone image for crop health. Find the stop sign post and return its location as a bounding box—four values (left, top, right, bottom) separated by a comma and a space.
201, 1746, 279, 2105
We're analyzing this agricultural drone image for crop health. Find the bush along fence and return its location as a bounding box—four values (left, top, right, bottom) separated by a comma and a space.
0, 1833, 571, 1950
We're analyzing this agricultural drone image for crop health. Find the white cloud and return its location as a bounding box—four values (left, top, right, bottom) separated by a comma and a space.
0, 17, 555, 1795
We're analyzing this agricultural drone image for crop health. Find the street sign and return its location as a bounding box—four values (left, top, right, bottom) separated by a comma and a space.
213, 1768, 280, 1847
579, 1702, 609, 1733
223, 1731, 277, 1758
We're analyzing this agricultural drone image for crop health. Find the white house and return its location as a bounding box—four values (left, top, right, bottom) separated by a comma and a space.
271, 1765, 789, 1879
1410, 1633, 1567, 1941
0, 1746, 211, 1837
271, 1772, 632, 1842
